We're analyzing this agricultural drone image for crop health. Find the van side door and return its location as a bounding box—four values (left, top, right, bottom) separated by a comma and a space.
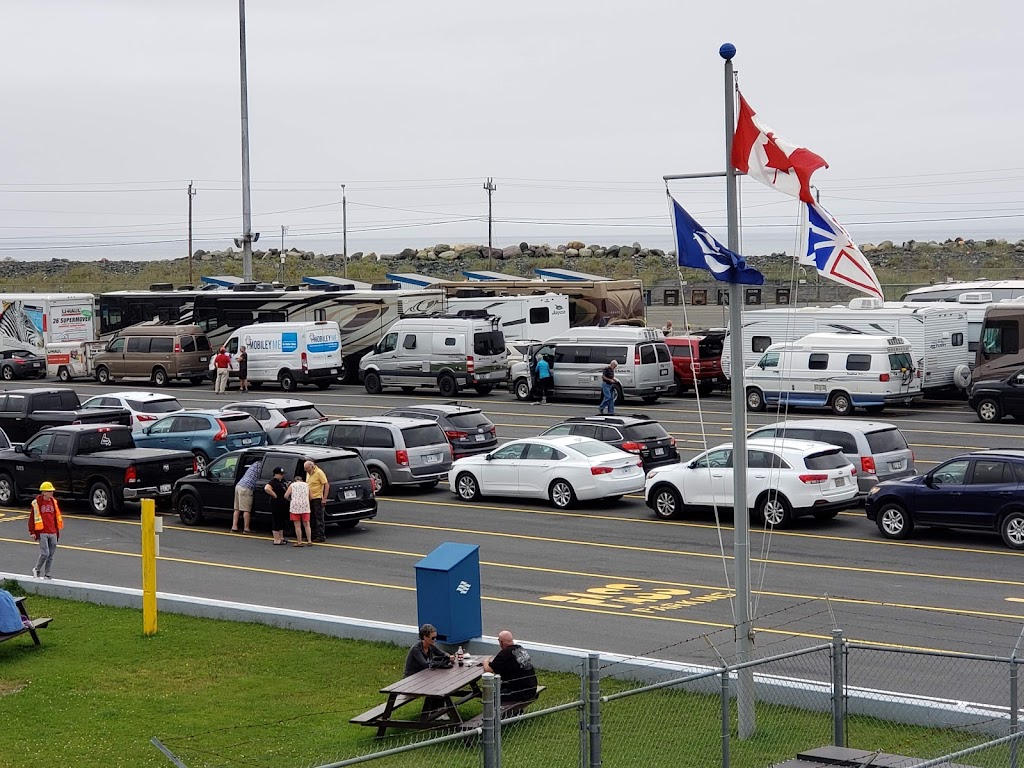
124, 336, 151, 379
393, 331, 423, 383
105, 337, 127, 378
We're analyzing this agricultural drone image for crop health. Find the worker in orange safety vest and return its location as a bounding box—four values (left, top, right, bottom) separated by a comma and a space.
29, 481, 63, 580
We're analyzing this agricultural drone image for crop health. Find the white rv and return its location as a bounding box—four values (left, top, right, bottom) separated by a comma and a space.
444, 293, 570, 342
745, 333, 923, 416
721, 298, 971, 392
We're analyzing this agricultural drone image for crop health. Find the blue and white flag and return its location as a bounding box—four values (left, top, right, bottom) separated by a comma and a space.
668, 193, 764, 285
801, 201, 883, 299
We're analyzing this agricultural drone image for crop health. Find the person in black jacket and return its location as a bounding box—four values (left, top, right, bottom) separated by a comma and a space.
483, 630, 538, 701
404, 623, 453, 677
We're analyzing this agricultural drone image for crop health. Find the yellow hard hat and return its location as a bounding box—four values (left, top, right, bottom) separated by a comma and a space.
40, 482, 55, 492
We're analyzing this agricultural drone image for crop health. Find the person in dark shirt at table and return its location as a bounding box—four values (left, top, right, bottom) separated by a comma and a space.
483, 630, 538, 701
404, 623, 453, 677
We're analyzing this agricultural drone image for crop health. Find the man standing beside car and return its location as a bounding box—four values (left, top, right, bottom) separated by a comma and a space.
304, 459, 330, 543
232, 458, 263, 534
599, 359, 619, 416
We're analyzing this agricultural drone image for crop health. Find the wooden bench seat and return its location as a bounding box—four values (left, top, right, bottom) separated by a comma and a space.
350, 694, 415, 725
0, 617, 52, 647
459, 685, 546, 730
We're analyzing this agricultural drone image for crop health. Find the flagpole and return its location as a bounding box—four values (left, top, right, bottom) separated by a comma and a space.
721, 41, 756, 739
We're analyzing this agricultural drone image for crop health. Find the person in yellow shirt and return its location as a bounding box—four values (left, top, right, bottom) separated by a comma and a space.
303, 459, 330, 543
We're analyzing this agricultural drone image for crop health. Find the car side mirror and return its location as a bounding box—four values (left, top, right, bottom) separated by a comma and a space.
924, 472, 936, 488
688, 461, 699, 469
142, 427, 151, 435
485, 453, 493, 461
1016, 375, 1024, 386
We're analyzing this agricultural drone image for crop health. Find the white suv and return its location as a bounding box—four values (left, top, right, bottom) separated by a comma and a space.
644, 438, 858, 527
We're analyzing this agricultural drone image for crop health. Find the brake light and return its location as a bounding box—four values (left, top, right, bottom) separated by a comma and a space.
301, 352, 308, 373
276, 420, 296, 429
634, 352, 641, 366
620, 441, 645, 453
879, 373, 890, 382
174, 342, 181, 353
136, 414, 157, 422
850, 467, 857, 475
489, 428, 496, 438
213, 419, 228, 441
467, 355, 475, 374
449, 444, 454, 459
799, 473, 829, 484
12, 357, 23, 363
445, 430, 468, 440
396, 449, 409, 466
192, 457, 199, 473
125, 466, 138, 484
861, 456, 876, 474
591, 466, 613, 475
669, 437, 676, 447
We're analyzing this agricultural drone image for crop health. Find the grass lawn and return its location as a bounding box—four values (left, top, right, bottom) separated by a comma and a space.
0, 588, 1012, 768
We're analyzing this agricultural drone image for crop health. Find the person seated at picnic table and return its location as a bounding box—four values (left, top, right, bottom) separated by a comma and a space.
483, 630, 538, 701
404, 623, 454, 677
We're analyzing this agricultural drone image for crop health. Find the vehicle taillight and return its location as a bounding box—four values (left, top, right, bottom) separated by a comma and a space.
916, 369, 922, 378
213, 419, 228, 441
136, 414, 157, 422
445, 430, 468, 440
276, 420, 296, 428
125, 466, 138, 484
467, 355, 475, 374
879, 373, 890, 382
669, 437, 676, 447
799, 474, 829, 484
301, 352, 308, 373
192, 457, 199, 473
12, 357, 23, 363
850, 467, 857, 475
591, 466, 614, 475
861, 456, 876, 474
489, 428, 496, 438
396, 449, 409, 466
174, 342, 181, 353
620, 441, 645, 453
634, 352, 641, 366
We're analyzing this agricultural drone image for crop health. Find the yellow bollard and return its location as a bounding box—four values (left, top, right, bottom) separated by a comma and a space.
141, 498, 157, 636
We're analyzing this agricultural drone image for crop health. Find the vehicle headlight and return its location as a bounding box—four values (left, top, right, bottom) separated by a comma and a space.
868, 486, 880, 495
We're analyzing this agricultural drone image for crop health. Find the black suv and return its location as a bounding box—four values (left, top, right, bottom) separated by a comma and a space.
540, 414, 679, 471
382, 402, 497, 459
968, 368, 1024, 423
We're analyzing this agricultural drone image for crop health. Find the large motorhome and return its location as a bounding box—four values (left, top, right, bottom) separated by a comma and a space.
444, 293, 570, 341
721, 298, 972, 392
0, 293, 96, 354
901, 280, 1024, 303
973, 298, 1024, 383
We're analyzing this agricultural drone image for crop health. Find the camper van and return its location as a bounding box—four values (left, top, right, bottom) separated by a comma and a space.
721, 298, 970, 393
222, 321, 343, 391
444, 293, 570, 342
358, 313, 507, 397
744, 333, 922, 416
508, 326, 673, 404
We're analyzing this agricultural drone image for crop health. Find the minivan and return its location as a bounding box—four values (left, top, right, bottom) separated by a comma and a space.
358, 313, 507, 397
94, 325, 213, 386
221, 320, 343, 391
508, 326, 672, 404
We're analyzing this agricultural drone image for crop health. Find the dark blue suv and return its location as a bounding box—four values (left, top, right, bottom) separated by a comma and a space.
865, 449, 1024, 550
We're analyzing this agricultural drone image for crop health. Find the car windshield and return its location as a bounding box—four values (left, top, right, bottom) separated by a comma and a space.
319, 456, 368, 481
568, 440, 621, 458
78, 429, 135, 453
622, 422, 670, 442
473, 330, 505, 357
866, 428, 908, 453
698, 338, 723, 359
128, 398, 182, 414
223, 415, 263, 434
282, 405, 325, 422
446, 412, 491, 429
804, 450, 850, 470
401, 425, 447, 448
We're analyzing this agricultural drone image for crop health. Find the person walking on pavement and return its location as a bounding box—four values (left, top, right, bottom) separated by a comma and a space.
213, 346, 232, 395
263, 466, 290, 545
29, 481, 63, 579
232, 458, 263, 533
304, 459, 330, 543
599, 359, 619, 415
533, 352, 553, 405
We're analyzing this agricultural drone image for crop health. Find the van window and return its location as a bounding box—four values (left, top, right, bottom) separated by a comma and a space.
444, 337, 457, 347
982, 322, 1019, 356
752, 336, 772, 353
639, 345, 656, 365
364, 426, 394, 448
529, 307, 549, 324
330, 424, 365, 448
180, 336, 196, 353
846, 354, 872, 371
592, 346, 628, 364
555, 346, 583, 365
196, 335, 212, 352
808, 353, 829, 370
150, 337, 173, 354
889, 352, 913, 370
402, 334, 417, 350
817, 429, 859, 453
401, 424, 447, 448
866, 428, 908, 453
656, 344, 670, 363
127, 337, 151, 353
108, 338, 125, 353
226, 337, 239, 355
759, 352, 780, 369
473, 331, 505, 357
314, 309, 327, 322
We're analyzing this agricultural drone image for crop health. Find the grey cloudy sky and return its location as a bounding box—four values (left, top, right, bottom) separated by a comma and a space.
2, 0, 1021, 261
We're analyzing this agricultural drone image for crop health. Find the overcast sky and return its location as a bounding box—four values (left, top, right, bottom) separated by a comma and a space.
1, 0, 1021, 262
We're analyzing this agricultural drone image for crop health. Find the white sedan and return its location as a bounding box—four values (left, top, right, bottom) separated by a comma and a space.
448, 435, 644, 509
81, 392, 184, 434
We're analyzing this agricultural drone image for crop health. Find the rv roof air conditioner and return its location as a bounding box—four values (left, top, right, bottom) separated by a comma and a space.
958, 291, 993, 303
149, 282, 174, 291
848, 297, 884, 310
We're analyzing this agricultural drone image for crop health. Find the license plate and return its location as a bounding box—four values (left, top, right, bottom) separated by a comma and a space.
331, 369, 338, 374
159, 483, 172, 494
835, 476, 845, 487
424, 453, 441, 464
654, 386, 663, 392
660, 369, 668, 376
475, 434, 486, 442
344, 489, 357, 500
32, 362, 41, 367
620, 466, 632, 473
241, 438, 252, 445
200, 357, 208, 362
654, 448, 665, 456
890, 461, 905, 470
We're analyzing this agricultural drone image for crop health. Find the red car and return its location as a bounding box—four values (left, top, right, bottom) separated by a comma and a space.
664, 334, 725, 396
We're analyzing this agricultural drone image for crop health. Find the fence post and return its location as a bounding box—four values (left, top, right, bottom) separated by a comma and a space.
721, 668, 731, 768
492, 672, 503, 768
588, 653, 602, 768
831, 629, 845, 747
482, 673, 498, 768
579, 658, 587, 768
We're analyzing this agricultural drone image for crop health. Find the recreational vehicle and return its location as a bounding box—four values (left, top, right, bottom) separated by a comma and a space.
444, 293, 570, 341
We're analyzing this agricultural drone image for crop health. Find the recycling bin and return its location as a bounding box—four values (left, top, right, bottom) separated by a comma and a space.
414, 542, 482, 644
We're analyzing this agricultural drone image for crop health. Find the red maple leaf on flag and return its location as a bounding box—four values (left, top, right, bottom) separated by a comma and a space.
761, 132, 792, 173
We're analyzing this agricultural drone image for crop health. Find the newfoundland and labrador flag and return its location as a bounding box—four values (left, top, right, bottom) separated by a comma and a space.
669, 193, 764, 285
802, 201, 883, 299
732, 93, 828, 204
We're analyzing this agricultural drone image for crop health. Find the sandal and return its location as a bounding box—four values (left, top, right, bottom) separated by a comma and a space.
293, 542, 304, 547
272, 541, 288, 546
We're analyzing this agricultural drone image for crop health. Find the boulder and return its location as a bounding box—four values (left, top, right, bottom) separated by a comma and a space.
877, 240, 894, 250
618, 246, 636, 258
400, 248, 418, 258
314, 253, 327, 261
556, 244, 567, 253
519, 241, 530, 253
453, 243, 478, 253
193, 249, 207, 258
379, 252, 398, 260
438, 250, 458, 261
502, 245, 522, 258
424, 251, 438, 261
461, 250, 482, 260
579, 248, 593, 258
566, 240, 586, 250
350, 251, 364, 261
632, 241, 642, 250
434, 243, 451, 254
861, 243, 876, 252
565, 248, 579, 257
593, 249, 606, 258
650, 248, 665, 258
200, 253, 214, 262
365, 252, 378, 262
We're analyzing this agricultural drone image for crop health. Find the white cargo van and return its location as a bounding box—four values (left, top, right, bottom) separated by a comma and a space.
358, 313, 507, 397
744, 332, 922, 416
222, 321, 342, 391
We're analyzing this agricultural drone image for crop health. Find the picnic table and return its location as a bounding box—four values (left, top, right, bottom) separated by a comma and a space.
0, 596, 52, 647
351, 661, 486, 737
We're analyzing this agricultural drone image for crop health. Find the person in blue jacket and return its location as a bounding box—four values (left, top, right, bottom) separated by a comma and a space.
533, 352, 553, 405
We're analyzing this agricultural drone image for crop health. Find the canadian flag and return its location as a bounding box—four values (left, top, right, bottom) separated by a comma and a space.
732, 93, 828, 204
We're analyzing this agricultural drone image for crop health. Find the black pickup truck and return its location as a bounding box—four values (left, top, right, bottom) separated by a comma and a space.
0, 388, 131, 443
0, 424, 196, 516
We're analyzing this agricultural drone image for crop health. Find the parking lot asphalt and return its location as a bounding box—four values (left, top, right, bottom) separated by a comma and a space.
0, 377, 1021, 696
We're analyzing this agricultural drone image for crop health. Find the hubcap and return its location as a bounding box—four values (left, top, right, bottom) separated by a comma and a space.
457, 476, 475, 498
881, 508, 904, 535
371, 473, 383, 493
980, 402, 997, 421
93, 488, 108, 511
747, 392, 760, 408
195, 455, 207, 472
655, 492, 676, 517
1006, 517, 1024, 546
762, 499, 785, 526
0, 479, 11, 501
835, 397, 850, 413
552, 483, 571, 507
517, 383, 529, 399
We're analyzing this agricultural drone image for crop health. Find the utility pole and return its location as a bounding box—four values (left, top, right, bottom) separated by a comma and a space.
279, 225, 287, 283
187, 181, 196, 285
237, 0, 254, 282
484, 177, 496, 270
342, 184, 348, 279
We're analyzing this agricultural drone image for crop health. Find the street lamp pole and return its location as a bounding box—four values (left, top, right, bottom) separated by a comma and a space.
342, 184, 348, 279
238, 0, 254, 282
187, 181, 196, 285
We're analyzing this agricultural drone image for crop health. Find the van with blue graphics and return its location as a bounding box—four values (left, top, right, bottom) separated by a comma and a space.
221, 321, 343, 392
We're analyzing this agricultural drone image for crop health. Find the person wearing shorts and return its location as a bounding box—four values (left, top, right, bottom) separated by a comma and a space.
285, 475, 312, 547
232, 459, 263, 533
263, 466, 290, 545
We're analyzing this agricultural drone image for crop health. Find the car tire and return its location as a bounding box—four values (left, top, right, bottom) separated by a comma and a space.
364, 371, 383, 395
876, 501, 913, 539
192, 450, 210, 474
474, 385, 494, 396
746, 387, 766, 412
976, 398, 1002, 423
89, 481, 118, 517
152, 367, 169, 387
513, 378, 532, 401
651, 484, 682, 520
641, 394, 660, 404
548, 479, 576, 509
830, 391, 854, 417
58, 367, 71, 383
401, 386, 416, 394
315, 380, 332, 390
697, 382, 715, 398
0, 473, 17, 505
614, 384, 624, 405
96, 365, 111, 384
279, 370, 297, 392
176, 492, 205, 526
455, 472, 479, 500
368, 467, 388, 495
756, 492, 792, 528
419, 480, 440, 490
438, 375, 458, 398
1, 366, 13, 381
1001, 510, 1024, 550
